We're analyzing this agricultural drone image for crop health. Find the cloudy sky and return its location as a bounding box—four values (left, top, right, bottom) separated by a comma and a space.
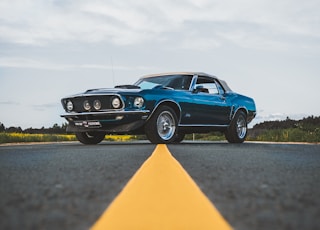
1, 0, 319, 129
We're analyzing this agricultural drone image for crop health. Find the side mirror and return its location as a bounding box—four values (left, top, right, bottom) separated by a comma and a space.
193, 85, 203, 93
193, 85, 209, 93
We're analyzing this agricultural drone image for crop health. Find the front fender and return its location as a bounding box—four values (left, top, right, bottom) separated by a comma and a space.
147, 99, 182, 123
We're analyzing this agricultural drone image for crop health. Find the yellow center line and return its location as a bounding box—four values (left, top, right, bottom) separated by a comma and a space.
91, 144, 233, 230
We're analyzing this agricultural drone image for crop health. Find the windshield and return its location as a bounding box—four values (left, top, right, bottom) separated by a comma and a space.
135, 75, 193, 90
137, 81, 161, 89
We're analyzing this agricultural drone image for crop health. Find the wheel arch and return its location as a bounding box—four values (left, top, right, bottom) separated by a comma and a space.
230, 106, 248, 122
148, 100, 181, 123
225, 108, 248, 143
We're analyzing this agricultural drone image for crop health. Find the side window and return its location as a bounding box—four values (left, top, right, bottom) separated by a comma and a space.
215, 81, 225, 94
166, 75, 192, 90
206, 83, 219, 94
195, 76, 219, 94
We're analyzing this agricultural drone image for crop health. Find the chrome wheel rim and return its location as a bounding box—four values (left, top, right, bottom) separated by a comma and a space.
157, 111, 176, 141
236, 115, 247, 139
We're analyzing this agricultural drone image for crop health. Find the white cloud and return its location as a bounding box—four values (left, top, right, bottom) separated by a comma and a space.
32, 103, 58, 111
252, 111, 311, 126
0, 0, 319, 130
179, 36, 221, 51
0, 101, 20, 106
0, 57, 65, 70
0, 0, 319, 50
0, 57, 156, 71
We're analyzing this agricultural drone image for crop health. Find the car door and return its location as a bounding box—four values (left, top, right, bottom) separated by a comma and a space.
183, 76, 231, 125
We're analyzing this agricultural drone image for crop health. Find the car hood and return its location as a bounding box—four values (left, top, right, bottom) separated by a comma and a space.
86, 87, 142, 94
63, 87, 143, 98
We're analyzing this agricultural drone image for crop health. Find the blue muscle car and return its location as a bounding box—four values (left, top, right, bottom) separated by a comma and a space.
61, 72, 256, 144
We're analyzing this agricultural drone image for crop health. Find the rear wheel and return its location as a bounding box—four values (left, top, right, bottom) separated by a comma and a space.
225, 111, 247, 143
145, 105, 178, 144
75, 132, 105, 145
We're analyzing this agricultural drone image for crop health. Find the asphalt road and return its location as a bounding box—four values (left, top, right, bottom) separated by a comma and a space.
0, 142, 319, 230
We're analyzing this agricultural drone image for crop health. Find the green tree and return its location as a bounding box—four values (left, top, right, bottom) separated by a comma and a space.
0, 123, 5, 132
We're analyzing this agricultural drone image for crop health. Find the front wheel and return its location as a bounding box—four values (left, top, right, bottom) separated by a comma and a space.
145, 106, 178, 144
173, 133, 185, 143
75, 132, 105, 145
225, 111, 247, 143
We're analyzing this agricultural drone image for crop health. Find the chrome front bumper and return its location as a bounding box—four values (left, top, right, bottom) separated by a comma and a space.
60, 110, 150, 118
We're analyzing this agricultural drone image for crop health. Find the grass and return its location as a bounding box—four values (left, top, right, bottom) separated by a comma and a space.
247, 128, 320, 143
0, 132, 77, 144
0, 132, 135, 144
1, 129, 319, 144
104, 134, 136, 142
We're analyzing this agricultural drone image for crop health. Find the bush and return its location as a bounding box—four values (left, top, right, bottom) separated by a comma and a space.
247, 128, 320, 143
0, 133, 77, 144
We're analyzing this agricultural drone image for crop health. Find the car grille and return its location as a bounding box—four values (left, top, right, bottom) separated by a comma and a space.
70, 95, 121, 112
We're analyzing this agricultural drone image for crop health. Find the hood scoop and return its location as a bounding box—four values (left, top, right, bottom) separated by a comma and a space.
115, 85, 141, 89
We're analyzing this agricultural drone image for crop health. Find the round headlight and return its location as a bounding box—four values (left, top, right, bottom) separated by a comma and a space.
93, 100, 102, 110
66, 100, 73, 111
83, 100, 91, 111
134, 97, 144, 108
112, 97, 121, 109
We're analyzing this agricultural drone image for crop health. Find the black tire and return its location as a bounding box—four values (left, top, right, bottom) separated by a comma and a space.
225, 111, 247, 143
145, 105, 178, 144
173, 133, 185, 143
75, 132, 105, 145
